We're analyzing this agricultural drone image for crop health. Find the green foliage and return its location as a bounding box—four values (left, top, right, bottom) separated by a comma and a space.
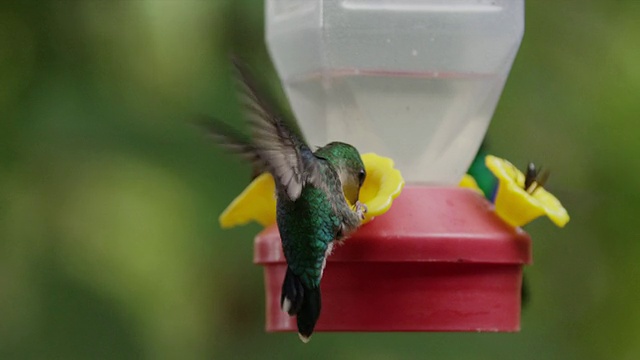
1, 1, 639, 359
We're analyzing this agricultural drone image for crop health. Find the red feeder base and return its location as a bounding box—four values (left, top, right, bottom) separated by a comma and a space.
254, 186, 532, 332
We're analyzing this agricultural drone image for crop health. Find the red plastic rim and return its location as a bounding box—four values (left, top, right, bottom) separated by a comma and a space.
255, 186, 531, 264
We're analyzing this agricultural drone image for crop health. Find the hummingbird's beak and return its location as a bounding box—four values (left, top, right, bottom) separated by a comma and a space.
353, 189, 360, 206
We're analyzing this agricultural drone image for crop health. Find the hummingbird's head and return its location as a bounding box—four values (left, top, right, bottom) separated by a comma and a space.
316, 142, 366, 205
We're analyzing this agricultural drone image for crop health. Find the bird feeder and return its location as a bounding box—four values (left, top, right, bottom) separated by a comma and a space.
256, 0, 528, 332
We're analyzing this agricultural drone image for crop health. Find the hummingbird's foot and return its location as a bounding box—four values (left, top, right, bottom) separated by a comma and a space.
355, 201, 367, 220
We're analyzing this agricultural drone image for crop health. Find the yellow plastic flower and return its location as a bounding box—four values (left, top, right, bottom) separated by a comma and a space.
357, 153, 405, 222
219, 173, 276, 228
219, 153, 405, 228
485, 155, 570, 228
458, 174, 484, 196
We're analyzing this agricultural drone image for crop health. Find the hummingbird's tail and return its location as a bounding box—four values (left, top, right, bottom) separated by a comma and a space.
280, 267, 321, 343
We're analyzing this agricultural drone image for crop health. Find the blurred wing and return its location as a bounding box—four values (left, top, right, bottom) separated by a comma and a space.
198, 115, 268, 178
232, 58, 322, 200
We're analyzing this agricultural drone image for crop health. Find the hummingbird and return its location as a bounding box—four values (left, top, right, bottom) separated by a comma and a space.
200, 58, 367, 342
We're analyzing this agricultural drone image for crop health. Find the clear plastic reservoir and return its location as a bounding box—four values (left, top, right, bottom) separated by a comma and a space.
266, 0, 524, 184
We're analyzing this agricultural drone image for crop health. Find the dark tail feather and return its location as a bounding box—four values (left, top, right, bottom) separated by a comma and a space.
296, 286, 321, 343
281, 267, 304, 315
280, 268, 321, 343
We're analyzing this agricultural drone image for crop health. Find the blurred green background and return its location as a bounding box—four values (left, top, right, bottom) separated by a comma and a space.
1, 1, 639, 359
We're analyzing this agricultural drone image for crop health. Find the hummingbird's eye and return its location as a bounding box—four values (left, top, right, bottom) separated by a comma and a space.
358, 168, 366, 186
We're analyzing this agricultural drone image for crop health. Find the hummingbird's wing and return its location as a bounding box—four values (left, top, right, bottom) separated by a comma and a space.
198, 115, 268, 179
203, 58, 322, 201
232, 58, 323, 201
